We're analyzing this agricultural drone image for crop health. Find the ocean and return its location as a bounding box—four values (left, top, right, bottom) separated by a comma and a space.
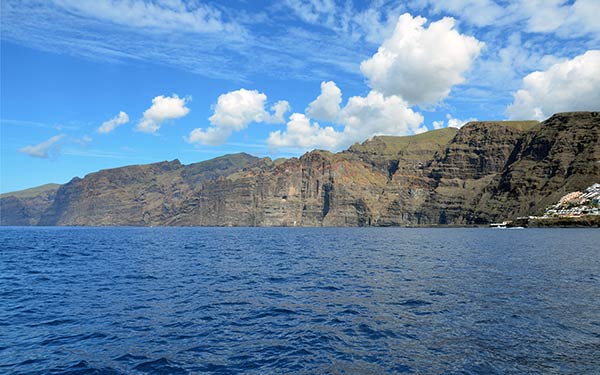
1, 227, 599, 374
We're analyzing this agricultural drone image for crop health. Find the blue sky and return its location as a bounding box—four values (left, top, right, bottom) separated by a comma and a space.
1, 0, 599, 193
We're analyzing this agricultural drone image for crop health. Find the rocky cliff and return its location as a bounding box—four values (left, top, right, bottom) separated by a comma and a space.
0, 184, 59, 225
1, 112, 598, 226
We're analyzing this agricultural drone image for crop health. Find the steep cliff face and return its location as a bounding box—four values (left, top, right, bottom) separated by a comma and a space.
169, 151, 390, 226
349, 129, 459, 226
422, 121, 540, 224
37, 154, 263, 226
39, 160, 187, 226
1, 112, 598, 226
0, 184, 59, 225
478, 112, 600, 221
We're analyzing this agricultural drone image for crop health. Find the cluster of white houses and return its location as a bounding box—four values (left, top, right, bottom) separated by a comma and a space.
544, 183, 600, 217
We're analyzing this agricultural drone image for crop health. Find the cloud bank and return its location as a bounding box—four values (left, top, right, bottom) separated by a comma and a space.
193, 13, 485, 151
266, 13, 480, 150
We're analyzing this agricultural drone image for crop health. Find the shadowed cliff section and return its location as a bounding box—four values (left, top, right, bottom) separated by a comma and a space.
1, 112, 598, 226
477, 112, 600, 221
0, 184, 60, 225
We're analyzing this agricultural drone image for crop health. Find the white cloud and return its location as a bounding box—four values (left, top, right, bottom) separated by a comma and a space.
567, 0, 600, 37
360, 13, 484, 106
283, 0, 337, 24
520, 0, 568, 33
19, 135, 65, 158
51, 0, 239, 34
432, 113, 477, 129
339, 91, 425, 142
424, 0, 504, 27
270, 100, 291, 124
208, 89, 268, 128
470, 32, 563, 93
305, 81, 342, 121
267, 113, 341, 150
350, 3, 405, 44
268, 90, 425, 151
418, 0, 600, 38
137, 94, 190, 134
187, 89, 289, 146
98, 111, 129, 134
506, 50, 600, 120
519, 0, 600, 37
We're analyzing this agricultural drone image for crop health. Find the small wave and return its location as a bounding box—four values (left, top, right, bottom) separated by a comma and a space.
38, 360, 124, 375
242, 307, 298, 320
133, 358, 187, 374
123, 274, 159, 280
267, 276, 288, 283
30, 318, 75, 327
114, 353, 148, 362
358, 323, 390, 340
316, 285, 342, 291
39, 332, 109, 346
428, 290, 446, 296
340, 308, 360, 315
396, 299, 432, 307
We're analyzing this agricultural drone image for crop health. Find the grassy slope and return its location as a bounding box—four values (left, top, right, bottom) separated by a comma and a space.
349, 127, 459, 156
1, 183, 61, 199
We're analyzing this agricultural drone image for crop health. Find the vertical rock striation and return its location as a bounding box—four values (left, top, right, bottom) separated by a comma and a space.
1, 112, 598, 226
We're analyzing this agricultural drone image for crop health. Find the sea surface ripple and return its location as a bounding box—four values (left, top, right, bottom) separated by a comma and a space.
0, 227, 599, 374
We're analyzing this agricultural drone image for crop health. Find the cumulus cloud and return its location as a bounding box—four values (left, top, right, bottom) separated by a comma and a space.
19, 134, 65, 158
305, 81, 342, 121
506, 50, 600, 120
270, 100, 292, 124
137, 94, 190, 134
339, 91, 425, 142
268, 113, 341, 150
98, 111, 129, 134
360, 13, 484, 106
432, 114, 477, 129
187, 89, 289, 146
191, 13, 487, 151
268, 90, 424, 151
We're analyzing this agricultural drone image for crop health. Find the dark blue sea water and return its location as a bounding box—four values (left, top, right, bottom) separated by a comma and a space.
1, 228, 599, 374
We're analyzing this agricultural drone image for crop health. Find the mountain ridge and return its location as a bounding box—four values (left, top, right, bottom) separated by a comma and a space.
1, 112, 598, 226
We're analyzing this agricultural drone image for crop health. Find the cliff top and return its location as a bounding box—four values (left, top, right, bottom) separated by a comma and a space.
348, 127, 458, 155
0, 183, 60, 198
4, 112, 597, 200
462, 120, 540, 132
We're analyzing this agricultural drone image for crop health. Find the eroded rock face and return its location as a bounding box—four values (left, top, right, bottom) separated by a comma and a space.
478, 112, 600, 221
2, 112, 598, 226
0, 184, 59, 226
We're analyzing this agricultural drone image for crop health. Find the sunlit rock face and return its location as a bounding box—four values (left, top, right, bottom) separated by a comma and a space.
2, 112, 598, 227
